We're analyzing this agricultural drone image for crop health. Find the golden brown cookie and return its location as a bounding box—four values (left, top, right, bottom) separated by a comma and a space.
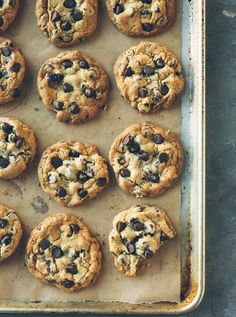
25, 213, 102, 292
109, 122, 184, 197
0, 37, 25, 104
37, 51, 109, 124
0, 117, 36, 179
109, 204, 175, 276
105, 0, 174, 36
38, 140, 109, 207
0, 0, 20, 33
35, 0, 98, 47
0, 204, 22, 262
114, 41, 184, 113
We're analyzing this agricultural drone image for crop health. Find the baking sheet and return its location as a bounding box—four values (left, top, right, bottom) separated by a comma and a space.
0, 0, 183, 304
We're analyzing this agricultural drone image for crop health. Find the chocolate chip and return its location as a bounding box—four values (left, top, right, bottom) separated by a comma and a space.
142, 65, 155, 76
2, 122, 13, 134
70, 224, 80, 234
138, 87, 148, 98
62, 60, 73, 68
117, 221, 126, 232
160, 231, 169, 242
51, 11, 60, 22
155, 58, 165, 69
52, 246, 64, 258
63, 83, 74, 93
57, 187, 67, 198
152, 95, 161, 102
129, 141, 140, 153
144, 249, 153, 258
79, 60, 89, 69
161, 84, 169, 95
141, 9, 150, 16
96, 178, 107, 187
141, 0, 152, 3
63, 0, 76, 8
142, 23, 153, 32
53, 101, 64, 111
47, 73, 63, 86
62, 279, 74, 288
51, 156, 63, 169
84, 88, 96, 99
117, 156, 125, 165
2, 234, 11, 245
77, 171, 89, 183
176, 71, 181, 76
114, 4, 124, 15
11, 62, 21, 73
69, 102, 80, 114
66, 263, 78, 275
61, 21, 72, 31
159, 153, 169, 163
0, 17, 3, 27
0, 219, 8, 228
69, 149, 80, 157
12, 88, 21, 98
150, 173, 160, 183
78, 188, 88, 198
124, 67, 134, 77
120, 168, 130, 177
152, 134, 164, 144
14, 136, 24, 148
39, 239, 50, 250
2, 47, 11, 57
156, 6, 161, 13
127, 243, 136, 254
0, 157, 10, 168
133, 221, 144, 231
71, 11, 83, 21
139, 151, 149, 161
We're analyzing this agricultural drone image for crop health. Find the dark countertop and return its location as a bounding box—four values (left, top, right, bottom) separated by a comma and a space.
1, 0, 236, 316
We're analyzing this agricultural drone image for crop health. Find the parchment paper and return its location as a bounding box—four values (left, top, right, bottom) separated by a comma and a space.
0, 0, 183, 304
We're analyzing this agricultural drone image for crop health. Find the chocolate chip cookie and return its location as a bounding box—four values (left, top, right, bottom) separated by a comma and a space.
37, 51, 109, 124
0, 204, 22, 262
0, 37, 25, 104
105, 0, 174, 36
0, 0, 19, 33
114, 41, 184, 113
38, 141, 109, 207
109, 122, 184, 198
109, 204, 175, 276
0, 117, 36, 179
35, 0, 98, 47
25, 213, 102, 292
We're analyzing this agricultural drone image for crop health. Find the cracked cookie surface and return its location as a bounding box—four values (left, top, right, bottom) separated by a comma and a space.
0, 37, 25, 104
109, 122, 184, 198
38, 51, 109, 124
0, 0, 19, 33
25, 213, 102, 292
0, 117, 36, 179
0, 204, 22, 262
38, 140, 109, 207
105, 0, 174, 36
109, 204, 175, 276
114, 41, 184, 113
35, 0, 98, 47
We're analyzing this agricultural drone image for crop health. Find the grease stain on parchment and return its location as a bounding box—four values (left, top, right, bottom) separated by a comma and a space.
31, 196, 48, 214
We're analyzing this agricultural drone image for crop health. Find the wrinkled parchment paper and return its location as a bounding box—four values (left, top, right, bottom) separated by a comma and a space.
0, 0, 183, 304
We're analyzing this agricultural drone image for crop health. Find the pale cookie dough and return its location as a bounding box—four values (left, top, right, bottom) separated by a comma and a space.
0, 37, 25, 104
109, 204, 176, 276
114, 41, 184, 113
37, 51, 109, 124
0, 0, 19, 33
0, 117, 36, 179
38, 140, 109, 207
25, 213, 102, 292
0, 204, 22, 262
35, 0, 98, 47
109, 122, 184, 197
105, 0, 174, 36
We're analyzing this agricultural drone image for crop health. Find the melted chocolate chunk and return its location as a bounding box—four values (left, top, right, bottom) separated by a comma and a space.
77, 171, 89, 183
77, 188, 88, 198
79, 60, 89, 69
62, 279, 74, 288
66, 263, 78, 275
51, 11, 60, 22
160, 231, 169, 242
84, 87, 96, 98
63, 0, 76, 8
47, 73, 63, 86
53, 101, 64, 111
69, 102, 80, 114
71, 11, 83, 21
11, 62, 21, 73
138, 151, 149, 161
155, 58, 165, 69
63, 83, 74, 93
124, 67, 134, 77
52, 246, 64, 258
0, 157, 10, 168
2, 234, 12, 245
127, 243, 136, 254
142, 65, 155, 76
114, 3, 124, 15
96, 177, 107, 187
160, 84, 169, 95
57, 187, 67, 198
159, 152, 169, 163
150, 173, 160, 183
39, 239, 50, 250
0, 219, 8, 228
144, 249, 153, 258
2, 122, 13, 134
62, 60, 73, 68
69, 149, 80, 157
1, 47, 11, 57
120, 168, 130, 177
152, 134, 164, 144
70, 224, 80, 234
142, 23, 153, 32
51, 156, 63, 169
138, 87, 148, 98
117, 221, 126, 232
61, 21, 72, 31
